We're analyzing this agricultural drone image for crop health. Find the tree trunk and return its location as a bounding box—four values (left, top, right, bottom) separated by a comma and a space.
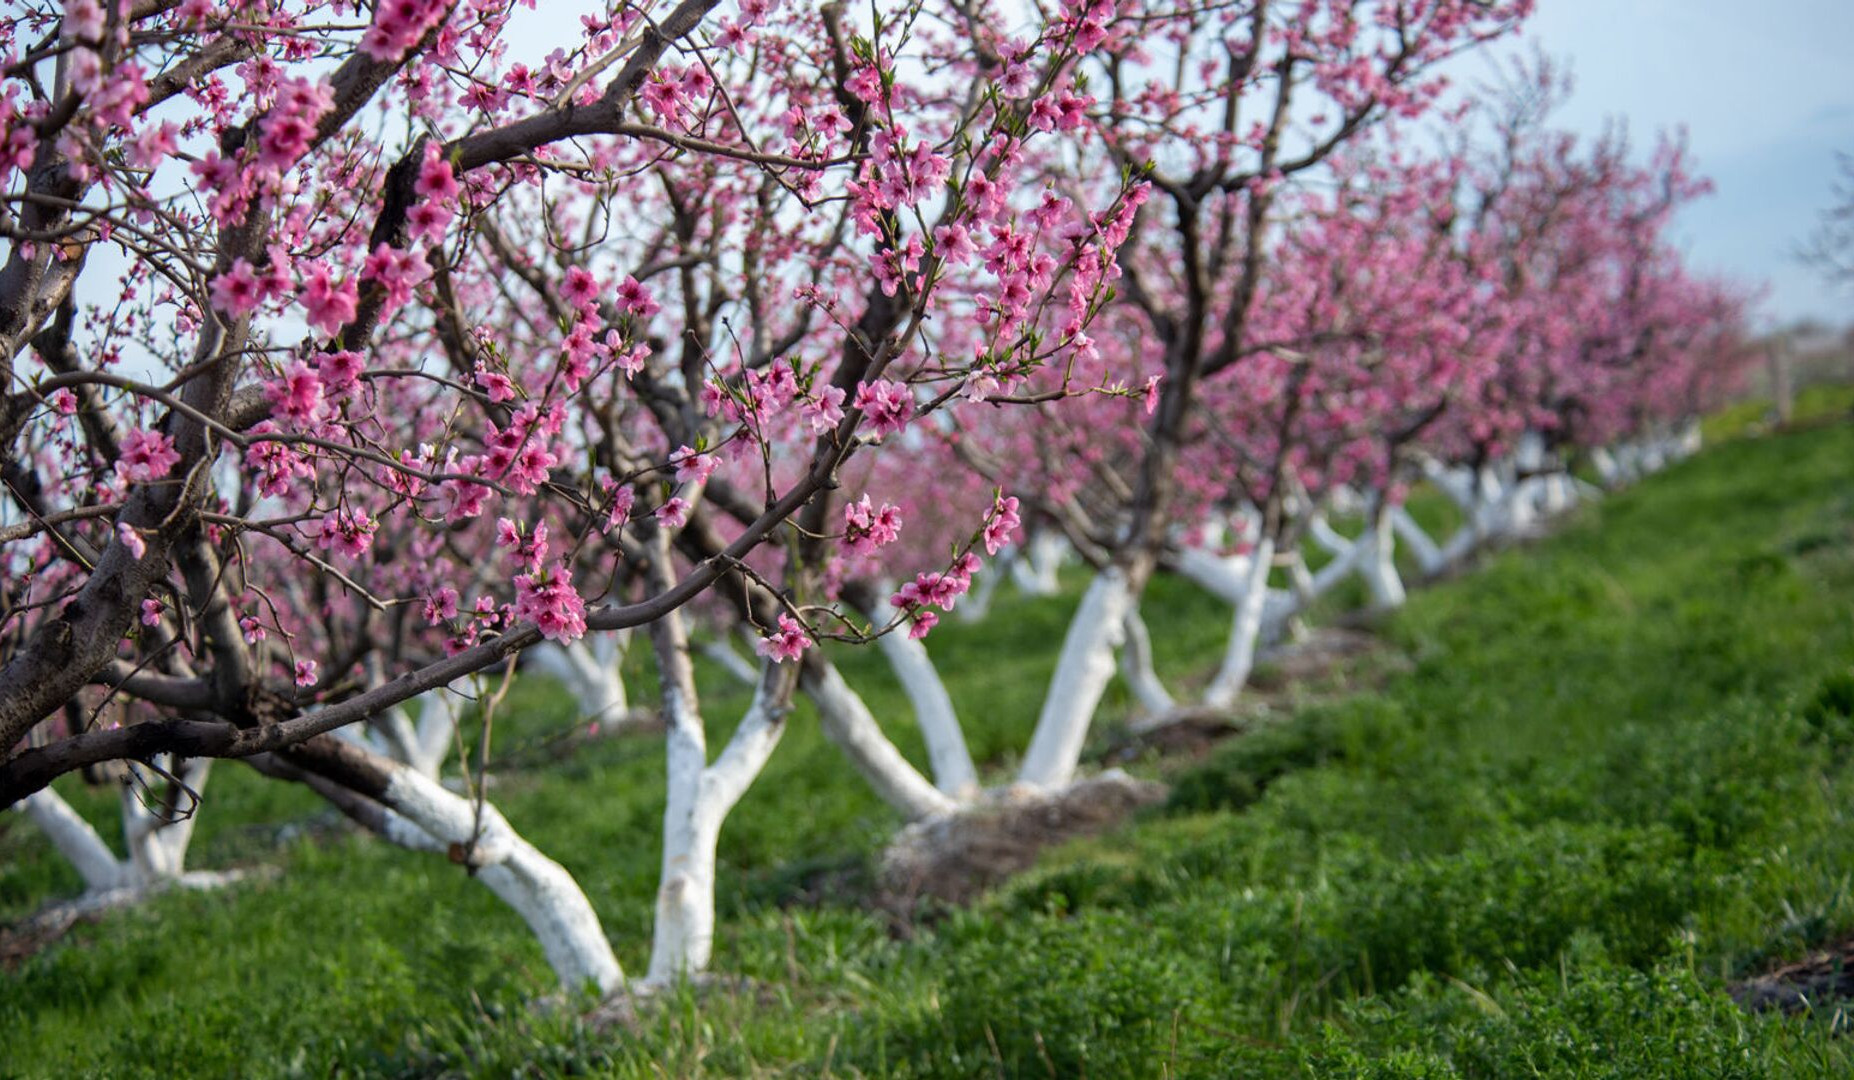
1119, 606, 1176, 716
1359, 507, 1405, 610
530, 636, 631, 727
1201, 535, 1276, 709
1390, 505, 1445, 577
1167, 546, 1251, 606
373, 763, 622, 994
1017, 568, 1133, 789
1009, 530, 1065, 596
120, 757, 211, 887
802, 659, 955, 820
874, 628, 977, 798
699, 633, 761, 686
644, 595, 795, 985
19, 786, 124, 892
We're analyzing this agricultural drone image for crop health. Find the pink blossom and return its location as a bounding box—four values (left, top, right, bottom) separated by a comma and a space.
314, 508, 377, 560
907, 611, 939, 639
141, 598, 164, 627
1143, 374, 1162, 415
561, 266, 599, 311
655, 497, 691, 529
360, 0, 449, 62
415, 146, 461, 203
318, 350, 365, 396
301, 265, 358, 336
423, 585, 460, 624
49, 388, 77, 415
600, 481, 635, 533
210, 258, 264, 316
476, 368, 518, 403
842, 495, 902, 556
294, 659, 319, 688
984, 495, 1021, 556
361, 243, 430, 317
615, 276, 659, 318
673, 446, 718, 485
852, 379, 914, 438
240, 615, 267, 644
115, 428, 181, 484
117, 522, 147, 560
754, 614, 811, 663
267, 361, 325, 425
514, 564, 587, 642
804, 384, 846, 434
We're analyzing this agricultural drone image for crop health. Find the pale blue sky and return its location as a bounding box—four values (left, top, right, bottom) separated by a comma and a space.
1462, 0, 1854, 328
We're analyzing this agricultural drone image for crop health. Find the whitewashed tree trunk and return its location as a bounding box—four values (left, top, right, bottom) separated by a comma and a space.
1359, 509, 1405, 610
1538, 472, 1576, 516
1201, 535, 1276, 709
1018, 569, 1133, 788
646, 657, 793, 985
529, 633, 632, 726
19, 786, 126, 892
1010, 529, 1065, 596
1168, 546, 1251, 605
19, 756, 221, 898
1390, 505, 1445, 577
699, 631, 761, 686
1590, 445, 1623, 488
120, 757, 211, 887
374, 763, 623, 994
874, 629, 978, 798
803, 661, 956, 820
370, 691, 462, 777
1119, 607, 1176, 716
1308, 514, 1353, 559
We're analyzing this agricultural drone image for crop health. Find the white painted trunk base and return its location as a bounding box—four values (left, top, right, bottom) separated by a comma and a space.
876, 630, 977, 798
1017, 569, 1133, 789
379, 766, 623, 994
1119, 607, 1176, 716
803, 661, 954, 820
19, 757, 214, 895
1202, 535, 1276, 709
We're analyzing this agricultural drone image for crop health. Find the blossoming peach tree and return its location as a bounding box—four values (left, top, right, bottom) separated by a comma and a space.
0, 0, 1144, 991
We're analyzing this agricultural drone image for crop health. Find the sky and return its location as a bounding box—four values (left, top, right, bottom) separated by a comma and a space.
1461, 0, 1854, 329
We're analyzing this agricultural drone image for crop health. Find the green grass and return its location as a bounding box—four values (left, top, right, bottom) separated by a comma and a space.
3, 418, 1854, 1077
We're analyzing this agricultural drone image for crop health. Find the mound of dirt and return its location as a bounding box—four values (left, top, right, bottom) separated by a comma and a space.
876, 770, 1167, 919
1248, 625, 1389, 690
1730, 936, 1854, 1015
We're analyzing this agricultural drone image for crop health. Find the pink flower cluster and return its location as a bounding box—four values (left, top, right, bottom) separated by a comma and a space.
754, 614, 811, 663
115, 429, 181, 484
890, 552, 983, 639
853, 380, 914, 438
315, 508, 378, 560
514, 564, 588, 642
360, 0, 451, 62
983, 495, 1021, 556
842, 496, 903, 556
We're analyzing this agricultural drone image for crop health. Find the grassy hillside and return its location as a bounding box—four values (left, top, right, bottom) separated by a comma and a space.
2, 408, 1853, 1077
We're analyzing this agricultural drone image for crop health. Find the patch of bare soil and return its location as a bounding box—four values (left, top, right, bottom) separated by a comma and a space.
876, 770, 1167, 922
1731, 936, 1854, 1017
0, 902, 107, 973
1103, 626, 1409, 766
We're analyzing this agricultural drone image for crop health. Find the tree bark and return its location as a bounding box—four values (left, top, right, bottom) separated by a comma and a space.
1201, 535, 1276, 709
801, 658, 955, 820
1017, 569, 1133, 789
